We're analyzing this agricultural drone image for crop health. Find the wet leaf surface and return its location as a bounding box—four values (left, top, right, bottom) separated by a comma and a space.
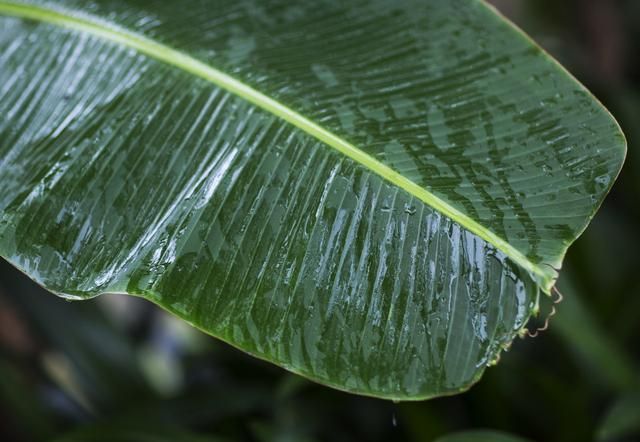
0, 0, 625, 399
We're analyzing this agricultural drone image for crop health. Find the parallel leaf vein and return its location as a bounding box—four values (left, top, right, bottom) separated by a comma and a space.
0, 0, 556, 290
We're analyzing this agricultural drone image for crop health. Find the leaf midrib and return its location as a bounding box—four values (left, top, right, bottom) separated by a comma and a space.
0, 0, 556, 291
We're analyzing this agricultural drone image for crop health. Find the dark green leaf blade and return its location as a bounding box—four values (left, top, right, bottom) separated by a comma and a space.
435, 429, 532, 442
0, 0, 625, 399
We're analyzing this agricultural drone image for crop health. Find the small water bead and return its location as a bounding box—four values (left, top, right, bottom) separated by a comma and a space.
594, 174, 610, 188
403, 203, 416, 215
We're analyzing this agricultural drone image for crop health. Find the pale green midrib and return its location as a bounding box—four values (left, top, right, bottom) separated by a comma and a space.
0, 1, 556, 291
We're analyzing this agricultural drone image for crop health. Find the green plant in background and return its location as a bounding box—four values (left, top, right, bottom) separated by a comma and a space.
0, 0, 626, 403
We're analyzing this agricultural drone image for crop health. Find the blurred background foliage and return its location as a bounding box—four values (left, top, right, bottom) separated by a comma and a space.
1, 0, 639, 441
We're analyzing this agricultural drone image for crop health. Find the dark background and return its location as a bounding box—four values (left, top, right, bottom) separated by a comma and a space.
1, 1, 638, 441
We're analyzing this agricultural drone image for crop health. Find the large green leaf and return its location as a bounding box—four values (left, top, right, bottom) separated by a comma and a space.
434, 429, 532, 442
0, 0, 625, 399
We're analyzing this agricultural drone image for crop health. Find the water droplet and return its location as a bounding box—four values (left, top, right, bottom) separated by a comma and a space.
595, 174, 610, 188
404, 204, 416, 215
487, 352, 501, 367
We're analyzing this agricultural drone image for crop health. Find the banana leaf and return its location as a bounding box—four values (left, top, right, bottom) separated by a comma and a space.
0, 0, 626, 399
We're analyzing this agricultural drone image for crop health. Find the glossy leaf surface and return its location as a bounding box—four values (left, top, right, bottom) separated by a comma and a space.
0, 0, 625, 399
